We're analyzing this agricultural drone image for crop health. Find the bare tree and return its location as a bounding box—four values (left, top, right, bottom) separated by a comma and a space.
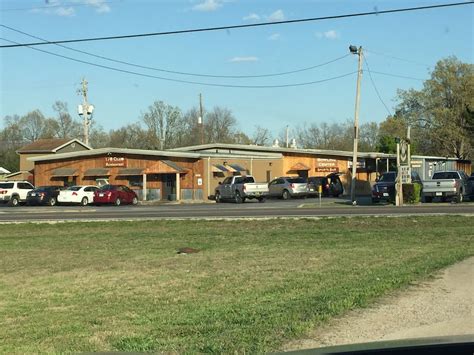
20, 110, 47, 142
204, 107, 239, 143
142, 101, 184, 150
108, 123, 149, 149
52, 101, 81, 139
251, 126, 272, 145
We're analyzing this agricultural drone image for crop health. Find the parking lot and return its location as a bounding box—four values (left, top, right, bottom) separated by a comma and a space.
1, 195, 473, 223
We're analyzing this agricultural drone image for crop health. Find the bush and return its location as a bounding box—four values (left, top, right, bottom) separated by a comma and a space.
402, 183, 422, 204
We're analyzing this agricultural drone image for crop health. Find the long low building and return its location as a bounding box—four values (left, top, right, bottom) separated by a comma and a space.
29, 143, 472, 201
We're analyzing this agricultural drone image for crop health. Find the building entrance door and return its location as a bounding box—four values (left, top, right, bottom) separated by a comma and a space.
297, 170, 308, 179
162, 174, 176, 200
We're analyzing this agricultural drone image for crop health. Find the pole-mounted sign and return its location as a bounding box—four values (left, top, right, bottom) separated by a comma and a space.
395, 127, 411, 206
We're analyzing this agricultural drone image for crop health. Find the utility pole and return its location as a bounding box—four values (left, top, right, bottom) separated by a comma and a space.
286, 125, 289, 148
349, 45, 363, 205
199, 93, 204, 145
77, 78, 94, 146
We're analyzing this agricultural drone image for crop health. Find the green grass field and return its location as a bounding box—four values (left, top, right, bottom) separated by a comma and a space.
1, 216, 473, 353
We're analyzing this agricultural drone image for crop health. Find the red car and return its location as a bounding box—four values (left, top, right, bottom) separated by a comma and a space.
93, 184, 138, 206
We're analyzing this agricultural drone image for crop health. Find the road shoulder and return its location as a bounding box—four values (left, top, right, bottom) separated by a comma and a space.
282, 256, 474, 351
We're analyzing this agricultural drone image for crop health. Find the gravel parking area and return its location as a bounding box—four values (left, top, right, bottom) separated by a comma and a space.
283, 256, 474, 351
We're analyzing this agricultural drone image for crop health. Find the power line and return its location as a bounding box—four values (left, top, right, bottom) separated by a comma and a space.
1, 1, 472, 48
365, 49, 432, 68
363, 55, 392, 117
369, 71, 425, 81
0, 0, 121, 12
0, 24, 350, 79
0, 37, 357, 88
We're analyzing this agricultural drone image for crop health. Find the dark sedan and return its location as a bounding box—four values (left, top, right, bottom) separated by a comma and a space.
93, 184, 138, 206
26, 186, 63, 206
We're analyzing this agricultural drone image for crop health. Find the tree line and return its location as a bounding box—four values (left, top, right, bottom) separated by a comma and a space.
1, 56, 472, 172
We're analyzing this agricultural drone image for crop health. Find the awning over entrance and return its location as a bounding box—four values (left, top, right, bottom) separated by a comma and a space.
212, 164, 229, 172
144, 160, 189, 174
117, 168, 144, 176
289, 162, 310, 171
211, 164, 248, 173
228, 164, 248, 172
83, 168, 110, 176
51, 168, 78, 177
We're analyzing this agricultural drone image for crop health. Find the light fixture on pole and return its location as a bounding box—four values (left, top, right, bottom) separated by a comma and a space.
349, 45, 363, 205
77, 78, 94, 146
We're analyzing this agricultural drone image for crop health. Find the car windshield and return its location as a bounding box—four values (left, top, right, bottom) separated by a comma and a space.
66, 186, 82, 191
432, 172, 459, 179
0, 1, 471, 353
379, 173, 396, 182
34, 187, 51, 192
288, 178, 306, 183
99, 184, 116, 191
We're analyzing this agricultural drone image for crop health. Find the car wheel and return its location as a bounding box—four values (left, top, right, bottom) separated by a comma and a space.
215, 192, 222, 203
424, 196, 432, 203
8, 196, 19, 207
258, 197, 266, 203
115, 198, 121, 206
234, 191, 243, 204
48, 197, 56, 206
282, 190, 290, 200
456, 191, 463, 203
81, 197, 88, 206
371, 198, 379, 204
132, 196, 138, 205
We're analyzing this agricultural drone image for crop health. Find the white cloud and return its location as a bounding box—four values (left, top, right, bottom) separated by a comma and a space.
31, 0, 111, 16
55, 6, 75, 16
268, 9, 285, 22
243, 13, 260, 21
315, 30, 340, 40
268, 33, 280, 41
229, 56, 259, 63
84, 0, 111, 13
193, 0, 222, 12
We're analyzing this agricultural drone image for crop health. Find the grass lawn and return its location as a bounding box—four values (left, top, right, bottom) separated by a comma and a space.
1, 216, 473, 353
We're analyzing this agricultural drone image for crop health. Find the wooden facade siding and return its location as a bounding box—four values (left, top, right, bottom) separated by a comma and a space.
33, 154, 203, 198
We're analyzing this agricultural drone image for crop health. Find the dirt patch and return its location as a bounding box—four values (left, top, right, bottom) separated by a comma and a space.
283, 257, 474, 351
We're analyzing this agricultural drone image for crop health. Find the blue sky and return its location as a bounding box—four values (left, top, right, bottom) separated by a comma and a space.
0, 0, 472, 137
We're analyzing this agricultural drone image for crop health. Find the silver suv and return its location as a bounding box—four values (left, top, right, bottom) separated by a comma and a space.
268, 176, 308, 199
0, 181, 35, 206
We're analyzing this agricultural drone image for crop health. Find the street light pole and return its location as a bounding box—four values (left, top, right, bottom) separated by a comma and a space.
349, 46, 363, 205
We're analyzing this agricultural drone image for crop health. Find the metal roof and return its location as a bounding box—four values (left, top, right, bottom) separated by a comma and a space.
51, 168, 78, 177
172, 143, 394, 159
117, 168, 144, 176
83, 168, 110, 176
28, 147, 201, 162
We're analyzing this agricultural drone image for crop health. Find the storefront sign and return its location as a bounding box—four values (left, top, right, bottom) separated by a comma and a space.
315, 167, 339, 173
105, 156, 127, 167
315, 158, 339, 172
348, 159, 366, 169
400, 166, 412, 184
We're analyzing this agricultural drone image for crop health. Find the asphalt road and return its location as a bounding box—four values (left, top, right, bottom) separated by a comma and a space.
1, 197, 473, 222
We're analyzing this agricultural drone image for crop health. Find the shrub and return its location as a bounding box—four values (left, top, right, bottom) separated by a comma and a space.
402, 183, 422, 204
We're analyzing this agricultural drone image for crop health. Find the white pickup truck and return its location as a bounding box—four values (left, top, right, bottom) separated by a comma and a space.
422, 170, 471, 203
214, 175, 268, 203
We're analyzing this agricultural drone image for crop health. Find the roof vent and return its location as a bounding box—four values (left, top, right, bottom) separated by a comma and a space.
290, 138, 297, 149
